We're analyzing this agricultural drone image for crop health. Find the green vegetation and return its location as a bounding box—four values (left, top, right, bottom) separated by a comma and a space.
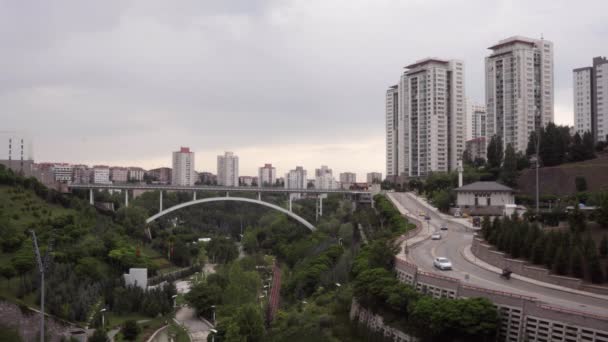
350, 201, 498, 341
481, 215, 607, 283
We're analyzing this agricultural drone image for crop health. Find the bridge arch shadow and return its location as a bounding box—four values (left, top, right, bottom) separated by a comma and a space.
145, 196, 316, 231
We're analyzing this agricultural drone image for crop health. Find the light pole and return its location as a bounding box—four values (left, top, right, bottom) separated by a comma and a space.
99, 308, 107, 329
535, 128, 541, 214
210, 328, 218, 342
30, 230, 53, 342
211, 305, 216, 326
172, 294, 178, 308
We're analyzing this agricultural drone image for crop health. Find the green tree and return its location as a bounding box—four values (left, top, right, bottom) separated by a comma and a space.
232, 303, 265, 342
114, 206, 148, 237
430, 189, 454, 213
582, 131, 596, 160
89, 329, 109, 342
575, 177, 588, 192
568, 204, 586, 233
589, 255, 604, 284
570, 249, 584, 278
570, 132, 587, 162
552, 246, 569, 275
122, 320, 140, 341
599, 235, 608, 258
499, 144, 518, 187
486, 135, 503, 169
185, 282, 223, 319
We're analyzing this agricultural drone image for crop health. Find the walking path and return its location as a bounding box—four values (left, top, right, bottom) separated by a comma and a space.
267, 262, 282, 323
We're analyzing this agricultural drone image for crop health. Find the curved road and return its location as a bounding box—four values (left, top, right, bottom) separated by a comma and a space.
390, 192, 608, 316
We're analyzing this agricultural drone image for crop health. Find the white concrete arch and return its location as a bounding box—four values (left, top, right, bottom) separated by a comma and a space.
145, 196, 316, 231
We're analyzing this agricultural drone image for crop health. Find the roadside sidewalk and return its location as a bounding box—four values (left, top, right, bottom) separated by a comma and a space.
387, 193, 433, 261
461, 244, 608, 301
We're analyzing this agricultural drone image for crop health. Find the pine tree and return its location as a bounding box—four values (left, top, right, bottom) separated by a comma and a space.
583, 234, 598, 259
543, 235, 556, 269
582, 131, 596, 160
589, 255, 604, 284
531, 236, 546, 265
570, 249, 584, 278
552, 246, 569, 276
481, 216, 492, 240
500, 144, 518, 187
570, 132, 586, 162
599, 235, 608, 258
486, 135, 504, 169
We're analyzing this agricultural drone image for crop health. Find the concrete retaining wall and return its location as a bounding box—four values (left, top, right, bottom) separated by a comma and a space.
470, 238, 607, 293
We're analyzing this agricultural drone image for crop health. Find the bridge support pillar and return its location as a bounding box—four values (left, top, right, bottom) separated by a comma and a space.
226, 191, 230, 197
193, 191, 197, 201
159, 191, 163, 212
125, 190, 129, 207
89, 189, 94, 205
288, 194, 293, 212
257, 192, 261, 201
316, 195, 324, 221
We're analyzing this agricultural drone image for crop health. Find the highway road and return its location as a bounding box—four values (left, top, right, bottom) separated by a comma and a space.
389, 192, 608, 316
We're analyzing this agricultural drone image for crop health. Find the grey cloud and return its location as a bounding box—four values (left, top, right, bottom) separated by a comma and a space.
1, 0, 607, 174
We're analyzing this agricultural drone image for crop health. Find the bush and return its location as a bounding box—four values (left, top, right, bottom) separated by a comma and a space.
122, 320, 140, 341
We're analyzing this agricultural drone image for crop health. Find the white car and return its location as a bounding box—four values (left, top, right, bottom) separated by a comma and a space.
431, 233, 441, 240
433, 257, 452, 270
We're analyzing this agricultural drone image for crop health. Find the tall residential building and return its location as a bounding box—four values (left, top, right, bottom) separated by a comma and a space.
128, 167, 145, 182
339, 172, 356, 184
239, 176, 255, 186
386, 84, 399, 178
172, 147, 196, 186
0, 131, 34, 176
217, 152, 239, 187
199, 172, 217, 185
258, 163, 276, 187
466, 137, 488, 162
573, 56, 608, 142
468, 103, 487, 140
53, 164, 73, 183
367, 172, 383, 184
92, 165, 111, 184
397, 58, 466, 177
485, 36, 554, 152
314, 165, 338, 190
285, 166, 307, 189
72, 165, 90, 184
147, 167, 172, 184
110, 167, 129, 183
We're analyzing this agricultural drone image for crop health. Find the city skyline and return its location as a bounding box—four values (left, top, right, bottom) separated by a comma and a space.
2, 1, 607, 178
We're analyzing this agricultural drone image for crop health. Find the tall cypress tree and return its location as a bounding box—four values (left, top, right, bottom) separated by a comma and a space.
570, 249, 583, 278
486, 135, 503, 169
552, 246, 569, 275
500, 144, 518, 187
531, 236, 546, 265
582, 131, 596, 160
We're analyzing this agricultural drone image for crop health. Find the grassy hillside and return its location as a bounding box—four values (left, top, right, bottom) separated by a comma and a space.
518, 152, 608, 197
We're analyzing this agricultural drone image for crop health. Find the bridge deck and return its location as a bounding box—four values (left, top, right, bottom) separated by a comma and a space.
68, 183, 371, 195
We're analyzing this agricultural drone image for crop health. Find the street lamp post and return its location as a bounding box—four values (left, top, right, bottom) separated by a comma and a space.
172, 294, 178, 308
210, 329, 218, 342
100, 308, 107, 329
211, 305, 216, 326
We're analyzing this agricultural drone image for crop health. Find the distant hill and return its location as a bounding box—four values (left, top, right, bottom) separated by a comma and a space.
517, 152, 608, 197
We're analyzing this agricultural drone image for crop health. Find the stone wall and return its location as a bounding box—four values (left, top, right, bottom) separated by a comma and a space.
350, 300, 417, 342
470, 237, 608, 293
0, 301, 81, 342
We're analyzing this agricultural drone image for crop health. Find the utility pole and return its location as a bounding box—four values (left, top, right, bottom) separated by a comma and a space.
30, 230, 53, 342
535, 128, 541, 214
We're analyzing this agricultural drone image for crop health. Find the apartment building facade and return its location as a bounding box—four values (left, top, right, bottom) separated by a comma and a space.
485, 36, 554, 153
217, 152, 239, 187
397, 58, 466, 177
574, 56, 608, 142
285, 166, 307, 189
172, 147, 196, 186
258, 163, 276, 187
386, 84, 400, 179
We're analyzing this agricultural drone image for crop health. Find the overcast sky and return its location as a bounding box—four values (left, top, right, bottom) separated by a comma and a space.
2, 0, 607, 179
